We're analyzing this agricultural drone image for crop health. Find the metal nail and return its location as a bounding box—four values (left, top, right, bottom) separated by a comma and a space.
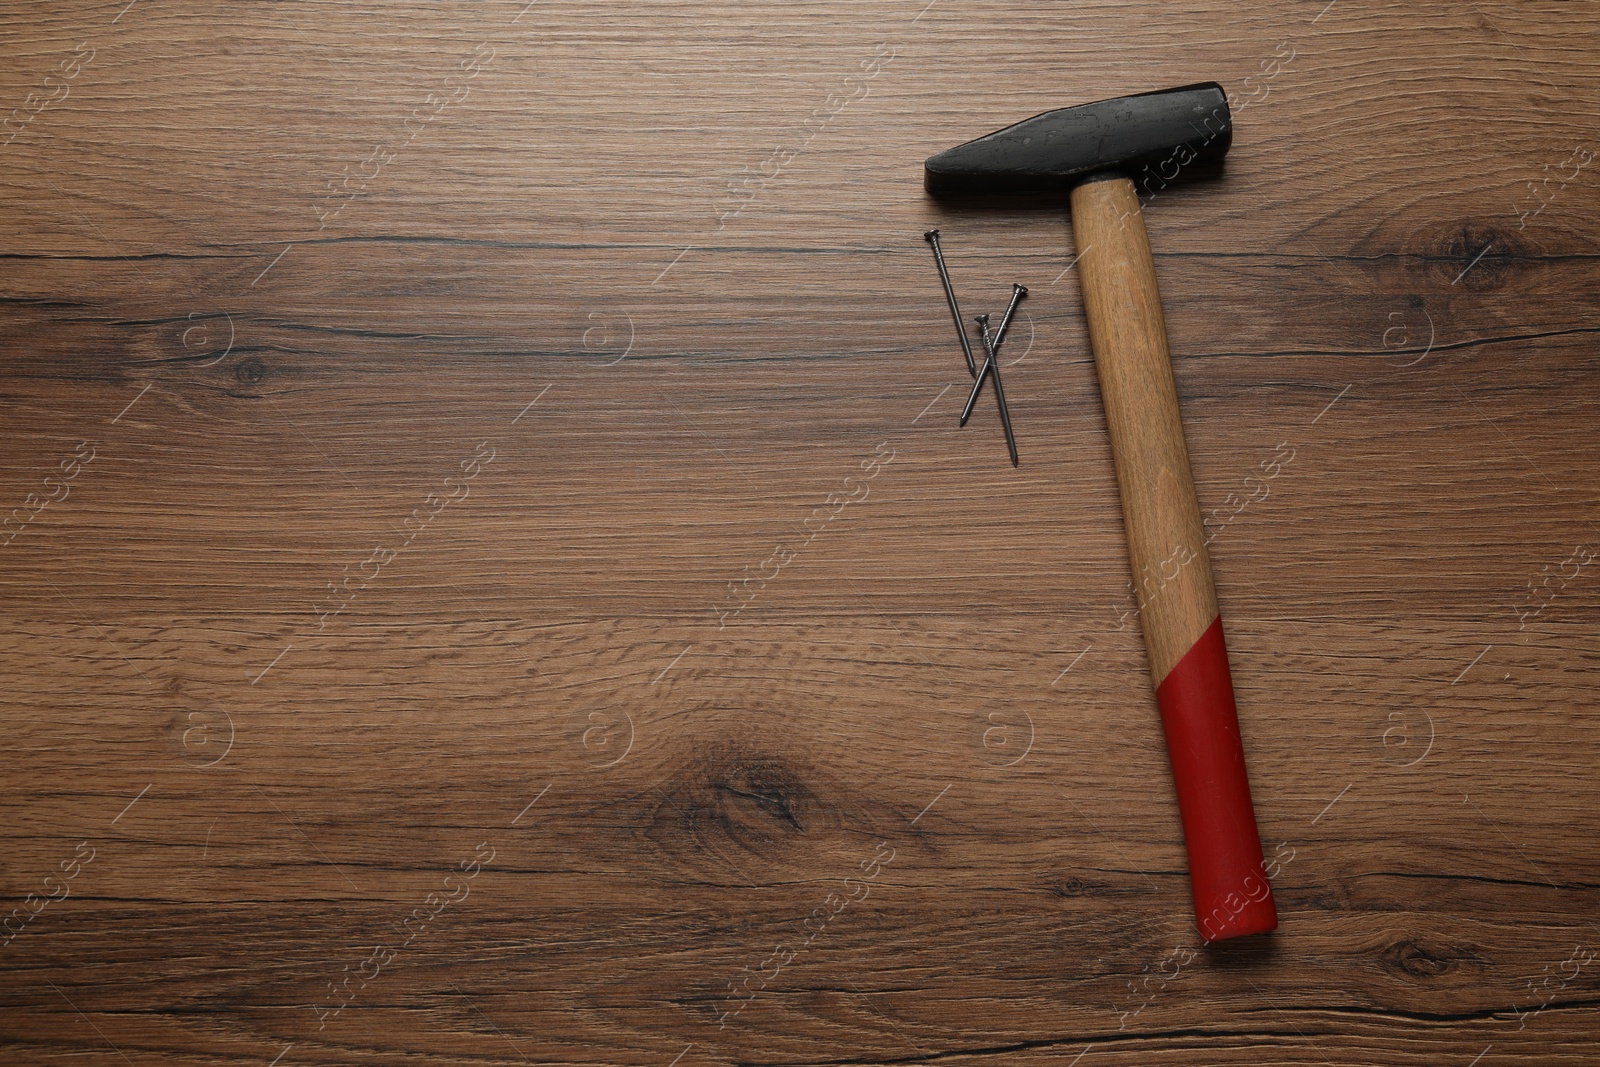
960, 284, 1027, 424
924, 229, 978, 378
972, 315, 1019, 466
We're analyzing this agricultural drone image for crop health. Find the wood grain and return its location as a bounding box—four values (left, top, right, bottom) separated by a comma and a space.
1071, 174, 1219, 683
3, 1, 1600, 1065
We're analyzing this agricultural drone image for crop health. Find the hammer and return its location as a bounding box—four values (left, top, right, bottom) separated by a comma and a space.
925, 83, 1276, 941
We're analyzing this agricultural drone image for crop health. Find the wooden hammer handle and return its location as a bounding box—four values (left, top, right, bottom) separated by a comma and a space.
1069, 173, 1276, 941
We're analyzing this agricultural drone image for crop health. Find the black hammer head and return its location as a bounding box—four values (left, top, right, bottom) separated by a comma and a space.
924, 82, 1232, 197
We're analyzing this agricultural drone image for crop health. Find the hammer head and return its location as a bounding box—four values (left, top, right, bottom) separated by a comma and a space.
924, 82, 1231, 197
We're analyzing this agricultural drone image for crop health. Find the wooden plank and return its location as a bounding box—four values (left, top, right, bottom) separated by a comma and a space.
3, 1, 1599, 1064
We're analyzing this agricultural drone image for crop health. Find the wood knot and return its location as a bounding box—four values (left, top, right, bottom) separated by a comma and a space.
234, 356, 267, 385
220, 355, 272, 399
715, 758, 805, 832
1436, 224, 1523, 291
644, 744, 825, 870
1382, 938, 1467, 979
1049, 876, 1091, 898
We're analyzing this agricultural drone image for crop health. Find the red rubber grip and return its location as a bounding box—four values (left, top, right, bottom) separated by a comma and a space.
1155, 617, 1277, 941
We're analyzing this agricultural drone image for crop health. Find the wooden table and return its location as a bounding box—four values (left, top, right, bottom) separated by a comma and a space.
3, 2, 1597, 1064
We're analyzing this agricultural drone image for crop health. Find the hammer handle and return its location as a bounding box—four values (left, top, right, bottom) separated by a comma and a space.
1069, 174, 1276, 941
